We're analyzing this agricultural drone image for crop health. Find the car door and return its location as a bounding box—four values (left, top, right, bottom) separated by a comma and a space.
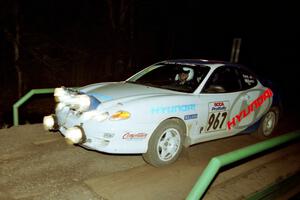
189, 66, 243, 143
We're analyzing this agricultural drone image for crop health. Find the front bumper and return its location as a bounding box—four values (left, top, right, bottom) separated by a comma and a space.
44, 109, 154, 154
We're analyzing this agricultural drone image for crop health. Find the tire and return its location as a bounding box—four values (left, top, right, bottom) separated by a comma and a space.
253, 107, 279, 138
143, 119, 185, 167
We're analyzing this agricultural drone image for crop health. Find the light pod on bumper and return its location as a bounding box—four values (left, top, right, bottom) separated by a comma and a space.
43, 115, 56, 130
65, 126, 85, 144
54, 87, 69, 102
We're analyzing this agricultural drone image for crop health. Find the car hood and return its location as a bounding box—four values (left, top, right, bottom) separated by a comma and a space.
81, 82, 179, 102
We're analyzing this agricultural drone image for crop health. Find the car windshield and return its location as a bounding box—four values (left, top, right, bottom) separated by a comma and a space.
127, 63, 210, 93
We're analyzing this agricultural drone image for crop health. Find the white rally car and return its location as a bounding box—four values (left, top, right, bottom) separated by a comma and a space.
43, 59, 280, 167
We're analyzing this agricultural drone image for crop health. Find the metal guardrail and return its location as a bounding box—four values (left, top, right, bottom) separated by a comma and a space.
13, 88, 54, 126
186, 130, 300, 200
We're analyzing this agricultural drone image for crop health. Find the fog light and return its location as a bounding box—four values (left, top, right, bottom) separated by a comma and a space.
65, 126, 85, 144
43, 115, 56, 130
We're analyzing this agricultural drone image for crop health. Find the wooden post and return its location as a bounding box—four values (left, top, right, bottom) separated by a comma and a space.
230, 38, 242, 63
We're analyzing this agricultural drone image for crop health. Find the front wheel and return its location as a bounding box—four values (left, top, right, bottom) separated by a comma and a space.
143, 119, 185, 167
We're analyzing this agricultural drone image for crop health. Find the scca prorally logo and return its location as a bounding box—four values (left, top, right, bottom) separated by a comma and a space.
227, 88, 273, 130
211, 102, 227, 111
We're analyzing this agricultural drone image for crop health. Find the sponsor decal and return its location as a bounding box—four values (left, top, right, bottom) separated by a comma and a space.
151, 104, 196, 114
184, 114, 198, 120
122, 133, 147, 140
243, 74, 255, 85
227, 88, 273, 130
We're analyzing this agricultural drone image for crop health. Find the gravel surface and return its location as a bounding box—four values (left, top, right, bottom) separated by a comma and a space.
0, 124, 145, 199
1, 114, 299, 200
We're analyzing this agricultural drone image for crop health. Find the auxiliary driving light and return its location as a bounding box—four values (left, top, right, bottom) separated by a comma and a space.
65, 126, 85, 144
54, 87, 68, 102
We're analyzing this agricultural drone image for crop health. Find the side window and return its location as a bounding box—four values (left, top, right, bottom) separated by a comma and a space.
203, 67, 242, 93
237, 68, 258, 89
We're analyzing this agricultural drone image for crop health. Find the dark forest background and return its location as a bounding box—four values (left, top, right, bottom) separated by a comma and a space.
0, 1, 299, 127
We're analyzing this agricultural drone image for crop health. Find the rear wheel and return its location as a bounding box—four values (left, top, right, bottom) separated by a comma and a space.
253, 107, 279, 138
143, 119, 185, 167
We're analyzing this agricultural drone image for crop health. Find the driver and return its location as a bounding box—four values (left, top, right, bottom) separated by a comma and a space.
175, 67, 194, 85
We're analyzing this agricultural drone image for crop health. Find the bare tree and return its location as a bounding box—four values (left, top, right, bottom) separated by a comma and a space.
13, 0, 22, 98
13, 1, 23, 98
105, 0, 134, 79
3, 0, 23, 98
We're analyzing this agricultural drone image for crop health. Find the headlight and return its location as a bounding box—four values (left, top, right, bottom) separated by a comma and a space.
75, 95, 91, 112
81, 111, 109, 122
54, 87, 98, 112
68, 94, 91, 112
110, 111, 131, 120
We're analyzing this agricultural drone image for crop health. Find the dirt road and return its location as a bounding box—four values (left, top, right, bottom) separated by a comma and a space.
1, 118, 299, 199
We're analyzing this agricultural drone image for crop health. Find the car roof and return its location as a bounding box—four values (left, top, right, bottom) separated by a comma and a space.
160, 59, 242, 70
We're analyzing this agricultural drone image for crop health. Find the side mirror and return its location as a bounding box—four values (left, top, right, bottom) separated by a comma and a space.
205, 85, 226, 93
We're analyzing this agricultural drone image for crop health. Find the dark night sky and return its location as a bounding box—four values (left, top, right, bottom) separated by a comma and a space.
0, 1, 299, 125
15, 1, 299, 68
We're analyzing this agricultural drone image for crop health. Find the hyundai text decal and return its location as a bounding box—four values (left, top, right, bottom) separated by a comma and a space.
227, 89, 273, 130
151, 104, 196, 114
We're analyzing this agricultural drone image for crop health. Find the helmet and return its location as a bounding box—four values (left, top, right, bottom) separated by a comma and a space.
175, 67, 194, 81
